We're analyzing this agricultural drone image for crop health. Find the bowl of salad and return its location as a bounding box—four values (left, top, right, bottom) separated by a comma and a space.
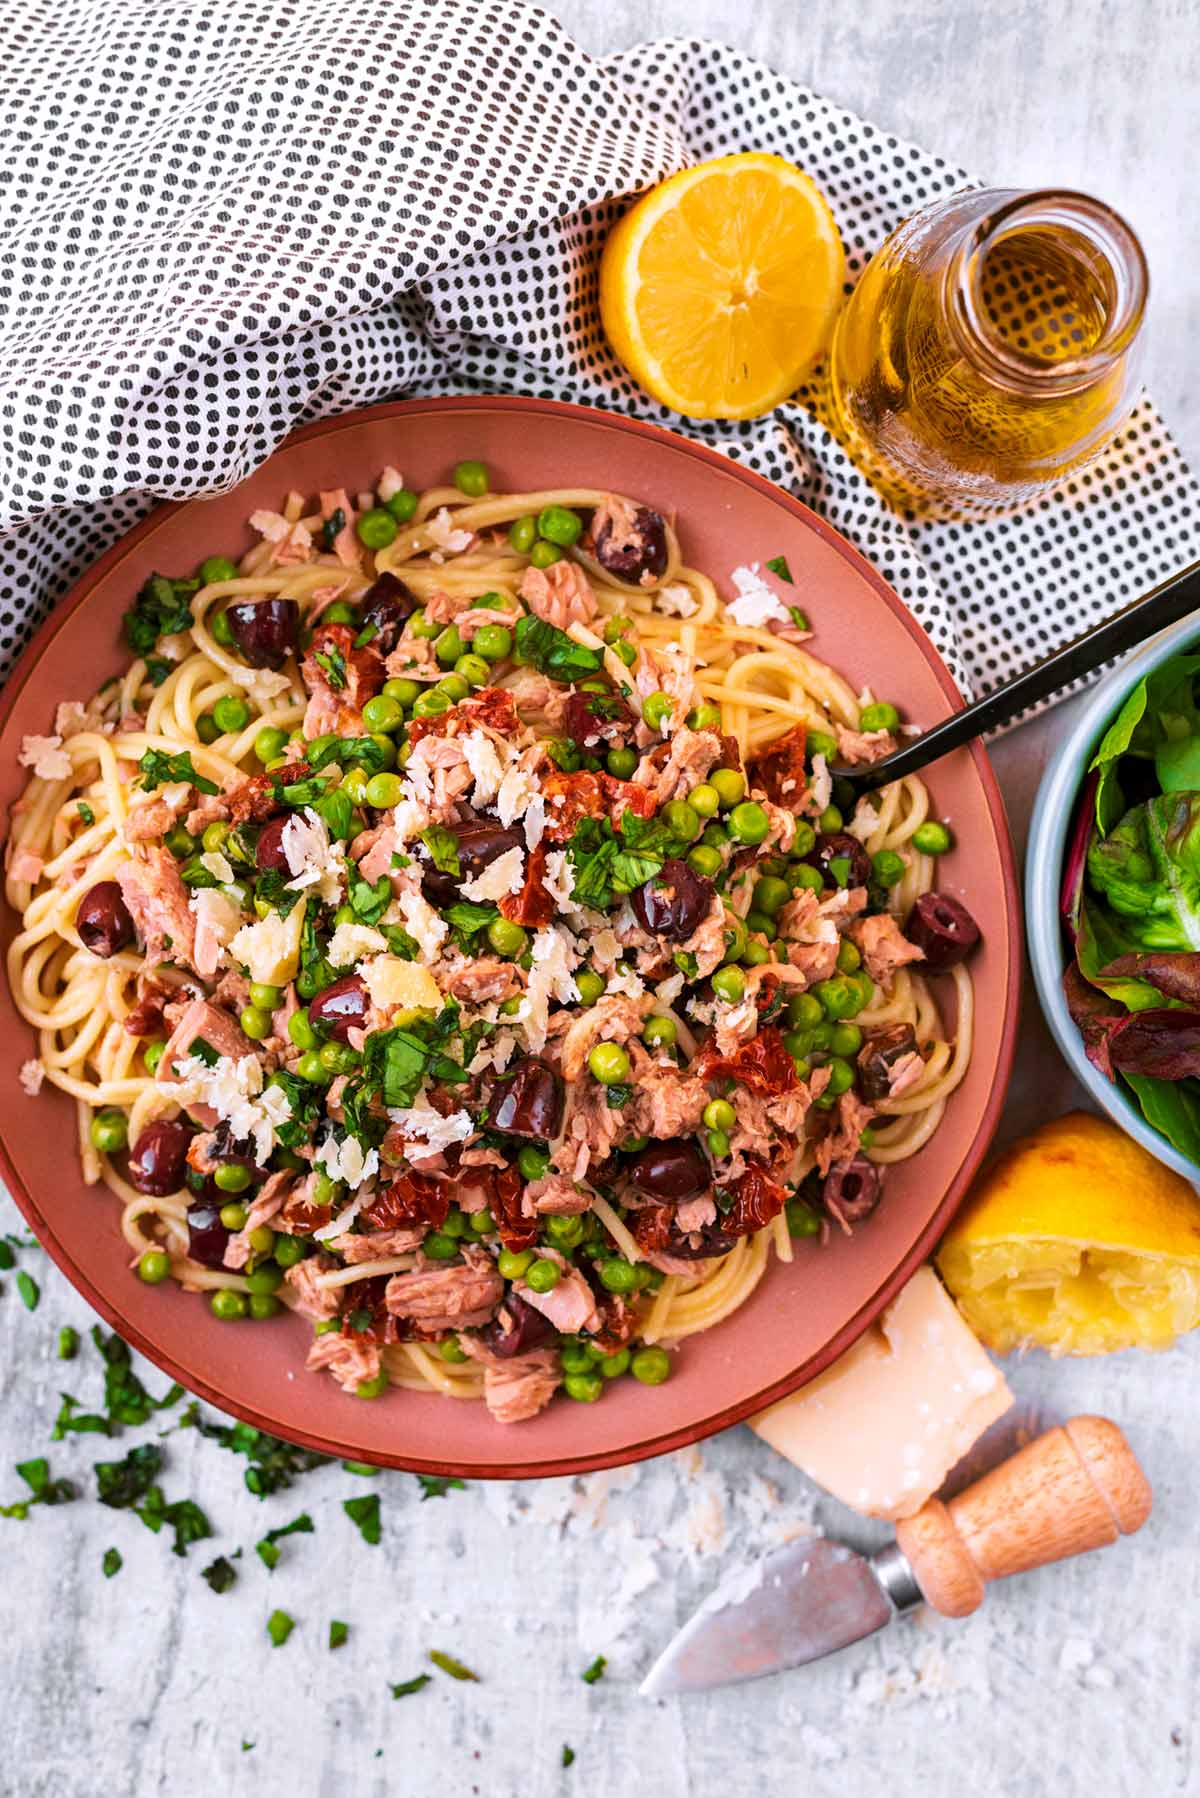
1029, 610, 1200, 1183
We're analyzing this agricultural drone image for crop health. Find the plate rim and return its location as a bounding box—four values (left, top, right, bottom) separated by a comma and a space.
0, 394, 1021, 1478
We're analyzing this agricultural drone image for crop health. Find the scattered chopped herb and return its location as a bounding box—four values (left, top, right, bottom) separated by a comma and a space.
344, 1307, 374, 1336
188, 1036, 220, 1068
429, 1650, 479, 1683
123, 572, 199, 655
442, 898, 500, 952
766, 555, 793, 583
0, 1242, 12, 1272
241, 1742, 255, 1754
581, 1655, 607, 1684
137, 748, 218, 796
672, 950, 699, 980
787, 606, 810, 631
95, 1443, 164, 1509
312, 786, 354, 843
343, 1493, 381, 1545
341, 1460, 379, 1477
88, 1326, 181, 1428
181, 1411, 332, 1496
416, 1474, 466, 1501
15, 1271, 39, 1311
313, 645, 348, 691
329, 1619, 349, 1651
348, 873, 392, 926
321, 508, 346, 551
514, 612, 603, 684
250, 869, 305, 918
135, 1488, 213, 1557
51, 1394, 110, 1440
390, 1674, 432, 1699
603, 1084, 632, 1110
144, 655, 174, 687
421, 826, 462, 879
102, 1547, 123, 1578
202, 1555, 239, 1594
267, 1608, 295, 1648
353, 621, 379, 649
562, 1746, 576, 1769
256, 1511, 314, 1571
0, 1457, 77, 1519
307, 735, 389, 775
77, 801, 95, 827
56, 1327, 79, 1361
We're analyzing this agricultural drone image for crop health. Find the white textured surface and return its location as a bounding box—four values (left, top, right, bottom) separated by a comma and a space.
3, 5, 1199, 1795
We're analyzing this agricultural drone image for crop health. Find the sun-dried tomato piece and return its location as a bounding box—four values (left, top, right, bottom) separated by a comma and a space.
487, 1161, 537, 1252
630, 1204, 673, 1255
498, 841, 555, 927
122, 978, 173, 1039
408, 685, 521, 747
749, 724, 808, 806
221, 761, 315, 825
364, 1172, 450, 1232
300, 623, 384, 725
694, 1025, 799, 1096
717, 733, 744, 774
602, 774, 657, 826
723, 1160, 789, 1237
276, 1188, 330, 1237
338, 1274, 400, 1345
540, 771, 606, 842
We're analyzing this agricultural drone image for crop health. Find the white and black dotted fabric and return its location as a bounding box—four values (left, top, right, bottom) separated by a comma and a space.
1, 7, 1196, 710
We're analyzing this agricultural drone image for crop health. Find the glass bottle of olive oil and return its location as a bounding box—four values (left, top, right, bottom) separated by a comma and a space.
828, 189, 1148, 519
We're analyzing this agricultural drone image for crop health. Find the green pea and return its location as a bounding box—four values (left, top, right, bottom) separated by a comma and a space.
486, 917, 528, 959
745, 910, 776, 941
254, 725, 288, 765
703, 1098, 735, 1132
707, 1128, 731, 1158
210, 1289, 247, 1321
365, 772, 404, 808
830, 1023, 863, 1058
806, 728, 838, 762
322, 601, 358, 626
219, 1201, 248, 1231
470, 1210, 496, 1237
818, 805, 844, 834
686, 704, 723, 731
728, 801, 770, 846
249, 1293, 282, 1320
560, 1343, 594, 1375
790, 820, 817, 858
142, 1039, 167, 1075
912, 819, 954, 856
642, 690, 674, 732
197, 824, 228, 859
688, 782, 720, 818
319, 1041, 357, 1076
605, 746, 638, 779
642, 1014, 678, 1050
199, 555, 238, 586
274, 1235, 307, 1269
382, 677, 421, 708
282, 1007, 317, 1054
90, 1108, 128, 1153
711, 966, 746, 1006
240, 1005, 271, 1041
871, 849, 907, 888
701, 821, 729, 850
408, 609, 441, 640
246, 1263, 283, 1296
787, 992, 824, 1029
790, 862, 824, 895
663, 799, 701, 842
433, 676, 467, 707
430, 625, 461, 670
614, 639, 637, 667
410, 689, 452, 721
598, 1259, 639, 1294
518, 1143, 551, 1180
813, 975, 865, 1021
742, 939, 770, 967
452, 653, 488, 689
753, 875, 791, 916
508, 514, 537, 554
858, 701, 900, 733
825, 1056, 856, 1097
472, 624, 512, 663
566, 972, 602, 1013
588, 1042, 631, 1085
214, 694, 252, 736
196, 712, 220, 745
536, 504, 582, 547
525, 1258, 560, 1294
439, 1337, 468, 1364
599, 1348, 631, 1379
214, 1163, 251, 1194
497, 1248, 535, 1280
356, 507, 398, 550
786, 1197, 821, 1238
138, 1249, 171, 1285
310, 1171, 342, 1207
686, 843, 723, 879
385, 487, 419, 523
361, 693, 404, 734
356, 1372, 389, 1399
209, 607, 236, 648
423, 1232, 459, 1262
295, 1049, 332, 1084
710, 768, 746, 809
564, 1372, 604, 1403
836, 938, 862, 975
453, 459, 489, 497
544, 1214, 585, 1250
529, 538, 562, 569
630, 1346, 672, 1386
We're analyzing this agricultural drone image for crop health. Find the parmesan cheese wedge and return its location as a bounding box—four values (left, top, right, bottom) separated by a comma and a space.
229, 898, 306, 987
749, 1267, 1011, 1520
361, 955, 442, 1015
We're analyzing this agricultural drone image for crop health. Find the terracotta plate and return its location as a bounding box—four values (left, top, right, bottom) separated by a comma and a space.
0, 398, 1019, 1479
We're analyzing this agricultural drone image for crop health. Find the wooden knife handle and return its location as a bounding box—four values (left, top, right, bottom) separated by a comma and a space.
894, 1415, 1152, 1619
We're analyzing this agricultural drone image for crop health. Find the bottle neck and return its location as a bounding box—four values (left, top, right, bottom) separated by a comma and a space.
945, 189, 1148, 396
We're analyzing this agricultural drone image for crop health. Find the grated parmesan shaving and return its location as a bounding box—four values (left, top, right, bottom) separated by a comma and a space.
727, 563, 791, 629
281, 807, 345, 905
328, 922, 387, 967
168, 1053, 292, 1164
427, 507, 473, 555
656, 583, 698, 619
19, 734, 72, 782
460, 844, 525, 903
385, 1098, 474, 1164
314, 1133, 379, 1190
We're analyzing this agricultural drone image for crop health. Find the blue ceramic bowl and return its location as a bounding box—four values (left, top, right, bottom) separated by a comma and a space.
1027, 611, 1200, 1182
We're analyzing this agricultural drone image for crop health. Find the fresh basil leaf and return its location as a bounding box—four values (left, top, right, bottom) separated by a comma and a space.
343, 1492, 381, 1545
514, 613, 602, 683
138, 748, 219, 797
765, 555, 793, 583
421, 827, 462, 878
123, 573, 199, 655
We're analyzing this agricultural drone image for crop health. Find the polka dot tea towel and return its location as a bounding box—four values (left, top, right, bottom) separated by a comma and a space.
0, 5, 1195, 707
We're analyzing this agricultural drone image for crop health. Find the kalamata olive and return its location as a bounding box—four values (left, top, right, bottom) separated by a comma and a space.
76, 880, 135, 958
421, 819, 526, 907
485, 1057, 565, 1141
668, 1214, 736, 1259
906, 892, 981, 970
857, 1023, 919, 1103
359, 571, 418, 655
225, 598, 300, 670
255, 814, 292, 872
629, 1137, 710, 1201
592, 504, 669, 585
128, 1118, 194, 1197
308, 973, 369, 1042
822, 1156, 882, 1224
481, 1291, 557, 1359
631, 858, 714, 943
807, 832, 873, 891
185, 1202, 230, 1268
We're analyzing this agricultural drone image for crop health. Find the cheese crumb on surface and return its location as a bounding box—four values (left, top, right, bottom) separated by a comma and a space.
520, 924, 581, 1052
495, 761, 542, 829
460, 844, 525, 903
328, 922, 387, 968
231, 666, 296, 701
19, 734, 72, 782
461, 729, 507, 807
360, 955, 441, 1014
541, 850, 577, 912
198, 849, 236, 884
467, 1028, 518, 1076
726, 563, 791, 629
656, 583, 699, 619
314, 1133, 379, 1189
385, 1098, 474, 1164
281, 808, 345, 906
229, 901, 306, 986
55, 700, 103, 739
377, 465, 405, 502
396, 888, 447, 964
18, 1059, 45, 1096
427, 507, 473, 555
808, 752, 832, 816
169, 1053, 292, 1163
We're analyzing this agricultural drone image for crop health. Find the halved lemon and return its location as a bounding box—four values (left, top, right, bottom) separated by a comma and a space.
599, 153, 845, 421
937, 1111, 1200, 1356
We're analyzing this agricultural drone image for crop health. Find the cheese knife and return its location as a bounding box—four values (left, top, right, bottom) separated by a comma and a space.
641, 1415, 1151, 1696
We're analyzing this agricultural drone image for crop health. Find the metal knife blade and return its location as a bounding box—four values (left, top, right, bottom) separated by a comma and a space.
640, 1535, 917, 1697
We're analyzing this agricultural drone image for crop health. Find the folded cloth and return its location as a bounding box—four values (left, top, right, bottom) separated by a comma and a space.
0, 4, 1195, 706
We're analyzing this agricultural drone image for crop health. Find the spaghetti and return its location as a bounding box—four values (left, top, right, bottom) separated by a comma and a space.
5, 463, 979, 1423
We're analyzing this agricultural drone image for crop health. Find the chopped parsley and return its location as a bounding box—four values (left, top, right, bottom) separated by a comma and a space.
313, 644, 348, 690
390, 1674, 432, 1699
562, 1746, 576, 1769
421, 826, 462, 878
57, 1327, 79, 1361
135, 1487, 213, 1557
256, 1511, 314, 1571
581, 1655, 607, 1684
415, 1474, 466, 1501
76, 801, 95, 827
144, 655, 174, 687
123, 572, 199, 655
95, 1443, 163, 1508
202, 1555, 239, 1594
267, 1608, 296, 1648
514, 612, 603, 683
0, 1457, 77, 1519
102, 1547, 123, 1578
179, 1410, 332, 1496
766, 554, 793, 583
429, 1650, 479, 1683
341, 1460, 379, 1476
672, 950, 699, 980
329, 1619, 349, 1651
15, 1271, 39, 1312
138, 748, 218, 796
343, 1492, 381, 1545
